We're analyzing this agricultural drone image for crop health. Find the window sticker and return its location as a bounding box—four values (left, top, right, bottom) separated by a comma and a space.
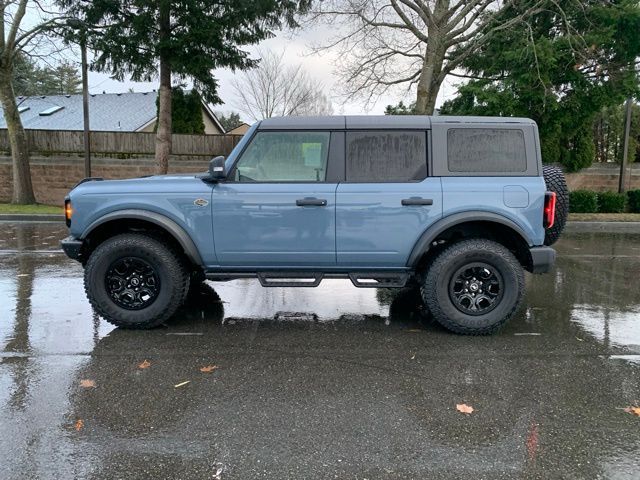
302, 142, 323, 167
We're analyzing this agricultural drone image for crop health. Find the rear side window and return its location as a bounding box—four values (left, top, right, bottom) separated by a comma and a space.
447, 128, 526, 173
346, 131, 427, 182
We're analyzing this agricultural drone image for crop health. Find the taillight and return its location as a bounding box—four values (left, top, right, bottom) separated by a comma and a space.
544, 192, 556, 229
64, 199, 73, 227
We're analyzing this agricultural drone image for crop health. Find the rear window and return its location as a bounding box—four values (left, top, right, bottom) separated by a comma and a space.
447, 128, 526, 173
346, 131, 427, 182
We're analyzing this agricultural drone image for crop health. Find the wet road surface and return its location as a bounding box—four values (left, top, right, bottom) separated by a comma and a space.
1, 222, 640, 479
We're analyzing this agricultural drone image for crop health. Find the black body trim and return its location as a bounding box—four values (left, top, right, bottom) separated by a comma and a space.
406, 211, 532, 267
529, 246, 556, 274
80, 209, 204, 265
61, 236, 83, 260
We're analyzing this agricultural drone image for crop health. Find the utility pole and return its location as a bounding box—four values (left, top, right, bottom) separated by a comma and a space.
80, 35, 91, 178
619, 98, 632, 194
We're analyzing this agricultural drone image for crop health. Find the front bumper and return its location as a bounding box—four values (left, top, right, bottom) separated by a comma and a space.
529, 246, 556, 274
61, 236, 84, 261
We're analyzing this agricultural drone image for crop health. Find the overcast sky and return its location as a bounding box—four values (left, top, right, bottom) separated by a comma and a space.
34, 10, 460, 122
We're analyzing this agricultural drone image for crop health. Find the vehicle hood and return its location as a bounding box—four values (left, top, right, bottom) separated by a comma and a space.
69, 173, 209, 196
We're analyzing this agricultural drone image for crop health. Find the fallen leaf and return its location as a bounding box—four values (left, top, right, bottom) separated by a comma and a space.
410, 353, 416, 360
174, 380, 191, 388
624, 406, 640, 416
138, 359, 151, 369
79, 379, 96, 388
456, 403, 474, 415
200, 365, 218, 373
74, 419, 84, 431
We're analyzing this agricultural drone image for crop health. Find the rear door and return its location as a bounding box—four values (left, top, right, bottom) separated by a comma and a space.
336, 130, 443, 267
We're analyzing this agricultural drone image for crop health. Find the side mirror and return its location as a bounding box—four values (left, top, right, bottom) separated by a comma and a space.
208, 156, 226, 181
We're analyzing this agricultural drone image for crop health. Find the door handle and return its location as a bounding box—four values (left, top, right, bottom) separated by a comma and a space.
401, 197, 433, 206
296, 197, 327, 207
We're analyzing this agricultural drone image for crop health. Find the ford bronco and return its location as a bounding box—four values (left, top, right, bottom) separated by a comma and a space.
61, 116, 568, 335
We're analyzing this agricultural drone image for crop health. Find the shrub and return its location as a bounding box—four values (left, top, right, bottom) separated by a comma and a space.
569, 190, 598, 213
597, 191, 626, 213
628, 190, 640, 213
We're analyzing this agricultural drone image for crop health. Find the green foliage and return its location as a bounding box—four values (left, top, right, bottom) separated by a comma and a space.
156, 88, 205, 134
569, 190, 599, 213
594, 103, 640, 164
58, 0, 311, 104
217, 111, 242, 131
13, 54, 81, 96
384, 101, 416, 115
628, 190, 640, 213
598, 191, 627, 213
440, 0, 640, 172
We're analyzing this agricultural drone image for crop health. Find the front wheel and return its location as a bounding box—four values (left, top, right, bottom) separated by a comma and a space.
84, 233, 190, 329
421, 239, 525, 335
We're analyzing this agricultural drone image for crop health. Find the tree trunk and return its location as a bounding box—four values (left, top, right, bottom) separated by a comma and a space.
0, 71, 35, 204
414, 40, 445, 115
155, 0, 172, 174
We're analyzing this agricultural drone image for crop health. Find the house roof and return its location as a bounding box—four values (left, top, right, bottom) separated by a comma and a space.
0, 91, 225, 132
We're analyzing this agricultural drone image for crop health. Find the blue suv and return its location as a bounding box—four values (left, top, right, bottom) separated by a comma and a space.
61, 116, 568, 334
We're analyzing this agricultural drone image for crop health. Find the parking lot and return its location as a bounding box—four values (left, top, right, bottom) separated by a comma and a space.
1, 221, 640, 479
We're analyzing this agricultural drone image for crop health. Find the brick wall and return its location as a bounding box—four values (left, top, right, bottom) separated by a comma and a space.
0, 155, 209, 206
565, 163, 640, 192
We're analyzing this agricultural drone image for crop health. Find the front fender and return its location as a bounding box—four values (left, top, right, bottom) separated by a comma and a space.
81, 209, 204, 266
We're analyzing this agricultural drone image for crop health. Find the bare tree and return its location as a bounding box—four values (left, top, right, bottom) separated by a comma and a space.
232, 49, 333, 120
310, 0, 580, 114
0, 1, 65, 204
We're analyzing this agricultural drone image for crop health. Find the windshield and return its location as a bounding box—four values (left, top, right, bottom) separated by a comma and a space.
224, 122, 259, 172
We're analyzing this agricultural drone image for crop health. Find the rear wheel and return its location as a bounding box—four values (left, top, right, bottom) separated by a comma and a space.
543, 165, 569, 246
84, 233, 189, 329
421, 239, 524, 335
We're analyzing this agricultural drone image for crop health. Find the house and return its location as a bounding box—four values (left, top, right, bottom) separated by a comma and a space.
0, 91, 225, 134
227, 122, 251, 135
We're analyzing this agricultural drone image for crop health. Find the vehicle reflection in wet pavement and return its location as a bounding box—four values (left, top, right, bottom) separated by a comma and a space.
1, 222, 640, 479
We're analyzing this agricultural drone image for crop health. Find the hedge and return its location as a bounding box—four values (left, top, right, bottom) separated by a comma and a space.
597, 191, 626, 213
628, 190, 640, 213
569, 190, 599, 213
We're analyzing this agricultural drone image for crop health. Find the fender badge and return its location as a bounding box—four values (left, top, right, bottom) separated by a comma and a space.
194, 198, 209, 207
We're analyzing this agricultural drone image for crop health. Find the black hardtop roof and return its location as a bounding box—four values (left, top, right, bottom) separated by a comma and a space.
256, 115, 536, 130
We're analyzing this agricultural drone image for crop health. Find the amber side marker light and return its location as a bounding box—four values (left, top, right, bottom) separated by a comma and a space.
544, 192, 556, 229
64, 200, 73, 227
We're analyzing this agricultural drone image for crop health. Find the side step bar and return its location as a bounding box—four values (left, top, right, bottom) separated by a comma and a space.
205, 271, 410, 288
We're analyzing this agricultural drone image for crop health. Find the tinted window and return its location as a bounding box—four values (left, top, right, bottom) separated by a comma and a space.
346, 131, 427, 182
447, 128, 526, 173
234, 131, 330, 182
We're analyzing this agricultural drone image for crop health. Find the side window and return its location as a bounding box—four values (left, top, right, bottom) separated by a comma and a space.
447, 128, 526, 173
346, 131, 427, 182
233, 131, 330, 182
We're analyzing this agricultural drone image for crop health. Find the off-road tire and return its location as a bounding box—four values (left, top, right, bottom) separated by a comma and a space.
543, 165, 569, 246
84, 233, 189, 329
421, 239, 525, 335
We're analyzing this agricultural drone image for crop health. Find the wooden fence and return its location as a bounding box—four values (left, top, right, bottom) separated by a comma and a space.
0, 129, 244, 156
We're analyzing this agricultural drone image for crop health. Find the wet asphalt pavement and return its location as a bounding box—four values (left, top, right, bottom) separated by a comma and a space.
1, 223, 640, 479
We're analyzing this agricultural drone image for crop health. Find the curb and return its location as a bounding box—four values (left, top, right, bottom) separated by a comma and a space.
564, 221, 640, 234
0, 214, 64, 222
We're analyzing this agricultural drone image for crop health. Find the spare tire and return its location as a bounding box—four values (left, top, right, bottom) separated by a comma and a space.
543, 165, 569, 246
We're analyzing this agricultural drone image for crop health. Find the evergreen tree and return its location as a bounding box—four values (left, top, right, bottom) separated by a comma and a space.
216, 111, 243, 132
58, 0, 311, 173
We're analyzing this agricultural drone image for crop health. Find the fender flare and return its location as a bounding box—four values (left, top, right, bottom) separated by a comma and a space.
81, 209, 203, 265
406, 211, 532, 267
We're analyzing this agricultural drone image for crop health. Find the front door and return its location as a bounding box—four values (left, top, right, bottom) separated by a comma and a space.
212, 130, 338, 267
336, 130, 443, 267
